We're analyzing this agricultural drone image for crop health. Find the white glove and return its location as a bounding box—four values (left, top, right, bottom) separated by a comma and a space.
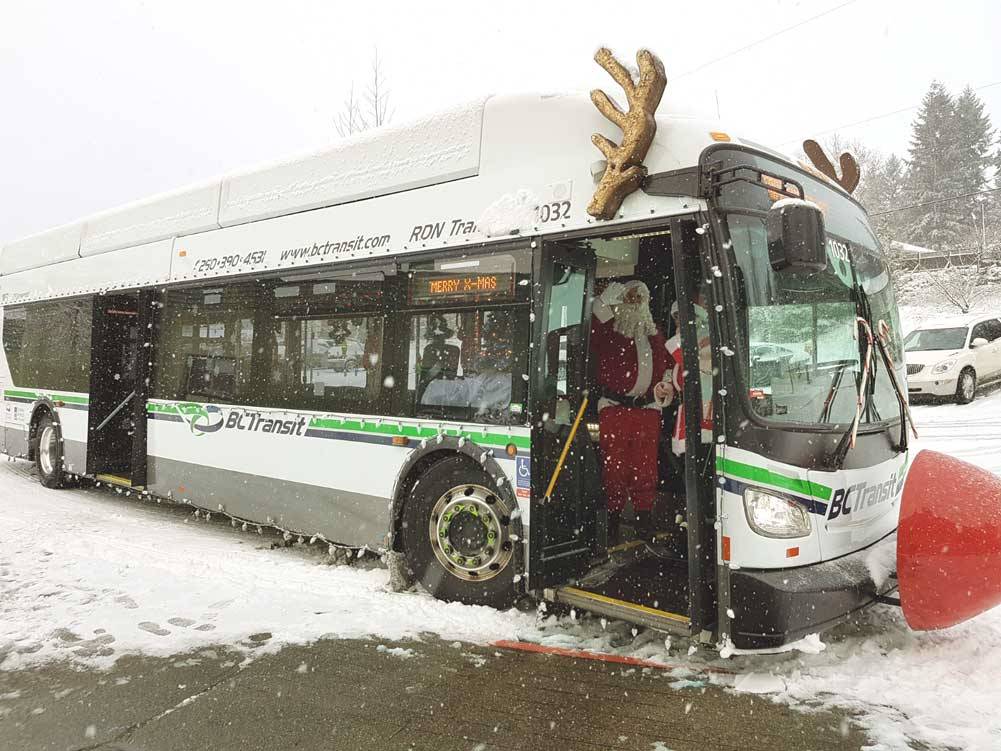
654, 381, 675, 407
599, 281, 627, 306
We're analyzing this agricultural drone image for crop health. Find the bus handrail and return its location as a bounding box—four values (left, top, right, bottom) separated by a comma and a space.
543, 395, 589, 503
95, 391, 136, 433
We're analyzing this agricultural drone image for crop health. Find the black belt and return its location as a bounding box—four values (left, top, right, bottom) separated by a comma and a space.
597, 386, 652, 409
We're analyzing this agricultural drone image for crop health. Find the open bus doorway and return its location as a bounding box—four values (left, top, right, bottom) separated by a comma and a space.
532, 220, 718, 639
86, 291, 156, 489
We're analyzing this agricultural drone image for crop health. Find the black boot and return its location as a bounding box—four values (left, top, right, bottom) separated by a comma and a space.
607, 511, 622, 547
634, 510, 655, 542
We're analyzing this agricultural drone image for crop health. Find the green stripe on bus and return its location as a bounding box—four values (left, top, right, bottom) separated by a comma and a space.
4, 389, 38, 400
308, 416, 531, 449
4, 389, 89, 405
54, 394, 89, 405
715, 456, 833, 501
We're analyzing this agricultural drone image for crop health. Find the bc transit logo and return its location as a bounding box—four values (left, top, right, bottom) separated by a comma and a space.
178, 403, 225, 436
168, 402, 308, 437
827, 468, 906, 521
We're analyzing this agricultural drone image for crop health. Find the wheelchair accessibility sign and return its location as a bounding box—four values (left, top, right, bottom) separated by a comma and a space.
516, 456, 531, 499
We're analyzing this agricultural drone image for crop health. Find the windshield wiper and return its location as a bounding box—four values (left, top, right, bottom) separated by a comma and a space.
833, 316, 876, 467
875, 318, 919, 450
833, 283, 917, 467
818, 359, 852, 423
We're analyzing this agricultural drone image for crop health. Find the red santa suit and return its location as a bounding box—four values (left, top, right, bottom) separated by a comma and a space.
590, 282, 673, 514
666, 314, 715, 455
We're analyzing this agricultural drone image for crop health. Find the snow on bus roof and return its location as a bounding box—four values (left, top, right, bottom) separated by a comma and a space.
0, 93, 781, 277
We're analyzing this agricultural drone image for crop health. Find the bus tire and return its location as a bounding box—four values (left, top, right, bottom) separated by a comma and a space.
34, 414, 68, 489
956, 368, 977, 404
400, 455, 519, 609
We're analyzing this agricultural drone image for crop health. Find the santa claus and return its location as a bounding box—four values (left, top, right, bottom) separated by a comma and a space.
590, 280, 674, 544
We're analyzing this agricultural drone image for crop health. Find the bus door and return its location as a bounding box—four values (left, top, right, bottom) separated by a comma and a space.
86, 291, 156, 487
671, 216, 720, 636
528, 242, 601, 589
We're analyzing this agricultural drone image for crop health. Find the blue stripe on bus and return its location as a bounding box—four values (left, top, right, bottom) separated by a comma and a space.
147, 412, 184, 422
719, 475, 829, 517
304, 428, 402, 448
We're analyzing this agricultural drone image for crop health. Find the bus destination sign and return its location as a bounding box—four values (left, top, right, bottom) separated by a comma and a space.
411, 272, 515, 304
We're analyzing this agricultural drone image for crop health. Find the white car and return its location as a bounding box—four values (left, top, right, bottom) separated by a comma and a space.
904, 315, 1001, 403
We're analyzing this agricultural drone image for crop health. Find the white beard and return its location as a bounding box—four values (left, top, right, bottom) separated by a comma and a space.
613, 302, 658, 341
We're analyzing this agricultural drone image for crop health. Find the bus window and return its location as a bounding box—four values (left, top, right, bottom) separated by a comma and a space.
1, 306, 27, 388
544, 264, 586, 422
154, 284, 257, 404
2, 300, 92, 393
408, 307, 528, 425
268, 314, 385, 414
259, 269, 387, 414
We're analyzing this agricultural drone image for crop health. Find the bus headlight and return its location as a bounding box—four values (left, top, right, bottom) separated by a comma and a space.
931, 358, 957, 374
743, 487, 811, 538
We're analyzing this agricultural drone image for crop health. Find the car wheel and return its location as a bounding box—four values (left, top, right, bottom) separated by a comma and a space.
400, 455, 520, 609
956, 368, 977, 404
34, 414, 68, 489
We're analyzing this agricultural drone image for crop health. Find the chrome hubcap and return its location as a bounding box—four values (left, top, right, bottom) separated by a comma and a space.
39, 426, 56, 476
429, 484, 514, 582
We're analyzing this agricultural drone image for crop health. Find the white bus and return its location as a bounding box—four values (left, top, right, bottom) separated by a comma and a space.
3, 69, 977, 648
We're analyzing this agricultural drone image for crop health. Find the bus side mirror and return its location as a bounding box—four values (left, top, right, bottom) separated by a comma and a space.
766, 200, 827, 273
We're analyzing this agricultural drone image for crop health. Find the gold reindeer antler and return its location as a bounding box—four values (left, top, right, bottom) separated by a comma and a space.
802, 139, 860, 194
587, 48, 667, 220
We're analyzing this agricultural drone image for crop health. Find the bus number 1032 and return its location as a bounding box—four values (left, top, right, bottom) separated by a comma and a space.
537, 201, 571, 223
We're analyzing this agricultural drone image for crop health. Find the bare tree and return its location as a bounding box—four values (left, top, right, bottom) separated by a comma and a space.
924, 264, 984, 313
334, 83, 366, 139
365, 48, 392, 129
334, 49, 393, 137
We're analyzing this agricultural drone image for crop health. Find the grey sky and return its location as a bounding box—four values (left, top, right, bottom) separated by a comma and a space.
2, 0, 998, 244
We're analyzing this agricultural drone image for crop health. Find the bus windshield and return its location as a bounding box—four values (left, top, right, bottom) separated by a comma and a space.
711, 148, 904, 428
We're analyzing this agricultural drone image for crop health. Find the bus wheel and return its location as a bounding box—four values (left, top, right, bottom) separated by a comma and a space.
401, 455, 519, 609
34, 414, 68, 489
956, 368, 977, 404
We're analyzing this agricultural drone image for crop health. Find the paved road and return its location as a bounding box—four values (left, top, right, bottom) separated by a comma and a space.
0, 638, 869, 751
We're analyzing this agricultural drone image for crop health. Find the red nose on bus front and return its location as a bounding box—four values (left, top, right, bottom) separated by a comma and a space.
897, 449, 1001, 630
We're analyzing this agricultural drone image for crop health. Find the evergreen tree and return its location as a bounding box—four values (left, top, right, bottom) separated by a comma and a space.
953, 86, 995, 250
992, 125, 1001, 237
954, 86, 994, 194
866, 153, 907, 260
905, 82, 967, 249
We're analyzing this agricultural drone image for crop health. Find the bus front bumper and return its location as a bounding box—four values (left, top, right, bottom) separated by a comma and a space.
728, 533, 897, 649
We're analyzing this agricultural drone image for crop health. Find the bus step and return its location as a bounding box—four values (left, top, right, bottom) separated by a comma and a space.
95, 473, 142, 490
607, 531, 677, 556
551, 586, 691, 635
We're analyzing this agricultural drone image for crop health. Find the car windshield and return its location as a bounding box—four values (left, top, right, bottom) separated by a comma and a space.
711, 148, 904, 428
903, 327, 968, 351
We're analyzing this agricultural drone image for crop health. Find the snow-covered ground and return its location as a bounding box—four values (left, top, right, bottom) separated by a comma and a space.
2, 395, 1001, 750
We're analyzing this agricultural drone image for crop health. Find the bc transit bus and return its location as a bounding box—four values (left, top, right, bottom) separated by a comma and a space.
3, 49, 999, 649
